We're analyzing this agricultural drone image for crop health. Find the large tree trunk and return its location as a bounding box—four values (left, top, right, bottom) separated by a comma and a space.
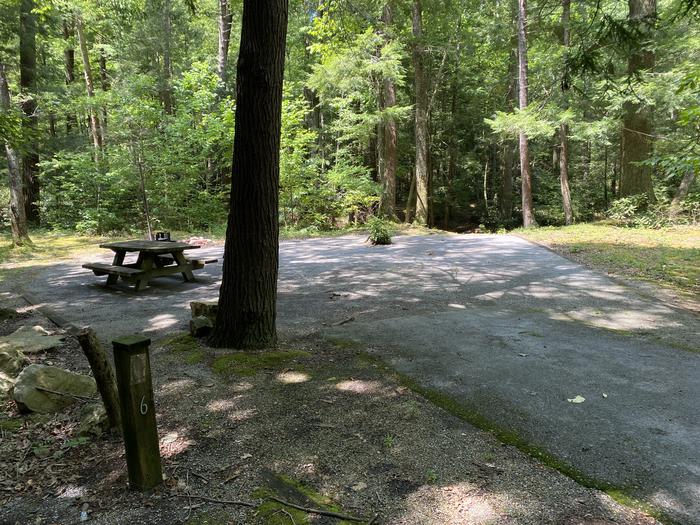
619, 0, 656, 201
75, 15, 103, 152
19, 0, 39, 223
209, 0, 288, 350
378, 2, 397, 219
217, 0, 234, 87
517, 0, 537, 227
412, 0, 429, 226
1, 64, 31, 246
558, 0, 573, 225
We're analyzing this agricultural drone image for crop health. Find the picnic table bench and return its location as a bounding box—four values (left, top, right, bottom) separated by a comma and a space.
83, 240, 217, 291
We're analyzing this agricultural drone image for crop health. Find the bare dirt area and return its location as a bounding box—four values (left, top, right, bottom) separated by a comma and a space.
1, 298, 659, 525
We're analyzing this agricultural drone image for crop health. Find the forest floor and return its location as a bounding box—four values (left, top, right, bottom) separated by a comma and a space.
515, 223, 700, 305
0, 228, 698, 524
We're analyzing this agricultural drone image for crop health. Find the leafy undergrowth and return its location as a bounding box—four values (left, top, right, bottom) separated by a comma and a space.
515, 223, 700, 297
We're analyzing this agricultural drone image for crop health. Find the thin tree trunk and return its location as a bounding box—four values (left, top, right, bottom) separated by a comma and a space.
75, 15, 103, 152
133, 145, 153, 240
670, 171, 696, 213
412, 0, 429, 226
1, 64, 31, 246
558, 0, 573, 225
405, 169, 416, 223
378, 2, 397, 219
19, 0, 39, 223
209, 0, 288, 350
161, 0, 174, 114
98, 44, 109, 134
603, 146, 609, 207
500, 30, 517, 223
217, 0, 234, 87
517, 0, 537, 227
619, 0, 656, 202
63, 20, 77, 134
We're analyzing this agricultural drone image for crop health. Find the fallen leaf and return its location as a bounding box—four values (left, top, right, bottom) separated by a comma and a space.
567, 395, 585, 404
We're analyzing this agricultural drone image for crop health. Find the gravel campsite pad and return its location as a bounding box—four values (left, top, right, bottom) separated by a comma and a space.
1, 298, 658, 524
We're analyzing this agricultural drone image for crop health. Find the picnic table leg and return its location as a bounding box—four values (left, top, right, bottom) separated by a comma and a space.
107, 250, 126, 286
172, 251, 196, 282
134, 254, 155, 291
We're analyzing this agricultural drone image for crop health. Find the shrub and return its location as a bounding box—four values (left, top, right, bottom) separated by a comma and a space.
367, 217, 392, 245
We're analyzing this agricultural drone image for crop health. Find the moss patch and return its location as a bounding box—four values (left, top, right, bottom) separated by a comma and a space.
158, 333, 205, 364
211, 350, 310, 378
0, 418, 23, 432
251, 472, 355, 525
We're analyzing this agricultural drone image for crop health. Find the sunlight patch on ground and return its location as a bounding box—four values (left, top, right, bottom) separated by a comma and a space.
401, 483, 500, 524
160, 431, 193, 458
276, 371, 311, 384
335, 379, 382, 394
206, 399, 238, 412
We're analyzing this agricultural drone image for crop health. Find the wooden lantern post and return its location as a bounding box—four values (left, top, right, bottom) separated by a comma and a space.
112, 335, 163, 490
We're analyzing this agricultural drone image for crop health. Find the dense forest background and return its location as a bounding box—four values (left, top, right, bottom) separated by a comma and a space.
0, 0, 699, 241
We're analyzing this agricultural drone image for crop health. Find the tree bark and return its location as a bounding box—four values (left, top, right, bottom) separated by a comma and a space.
77, 328, 121, 432
558, 0, 573, 225
161, 0, 174, 114
209, 0, 288, 350
217, 0, 234, 87
619, 0, 656, 202
63, 20, 77, 134
404, 169, 416, 223
1, 64, 31, 246
412, 0, 429, 226
517, 0, 537, 227
378, 2, 397, 219
75, 15, 103, 152
19, 0, 39, 223
670, 170, 696, 213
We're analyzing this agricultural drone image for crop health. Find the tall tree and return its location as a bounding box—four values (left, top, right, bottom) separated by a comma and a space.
209, 0, 288, 349
63, 19, 77, 134
217, 0, 234, 87
75, 14, 103, 152
412, 0, 429, 225
161, 0, 174, 114
19, 0, 39, 222
517, 0, 536, 227
619, 0, 656, 201
558, 0, 573, 225
1, 64, 31, 246
378, 2, 397, 218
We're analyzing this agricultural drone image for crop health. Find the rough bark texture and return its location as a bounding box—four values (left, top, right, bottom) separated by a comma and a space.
77, 328, 121, 431
19, 0, 39, 223
378, 2, 397, 219
412, 0, 429, 226
217, 0, 234, 86
619, 0, 656, 201
63, 20, 77, 134
208, 0, 288, 349
404, 169, 416, 223
517, 0, 537, 227
1, 64, 31, 245
558, 0, 573, 225
76, 15, 103, 152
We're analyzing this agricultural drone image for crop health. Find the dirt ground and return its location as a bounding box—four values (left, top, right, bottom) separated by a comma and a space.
1, 292, 659, 525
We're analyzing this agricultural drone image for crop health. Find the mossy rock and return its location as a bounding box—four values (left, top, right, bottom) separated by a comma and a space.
212, 350, 310, 377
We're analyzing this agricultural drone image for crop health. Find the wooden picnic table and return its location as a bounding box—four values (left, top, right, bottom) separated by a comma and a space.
83, 240, 214, 291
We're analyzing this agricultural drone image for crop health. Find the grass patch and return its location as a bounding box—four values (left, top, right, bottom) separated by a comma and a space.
514, 223, 700, 297
0, 417, 23, 432
211, 350, 310, 377
358, 351, 680, 525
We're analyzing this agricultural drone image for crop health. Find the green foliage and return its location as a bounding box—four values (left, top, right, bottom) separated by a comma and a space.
367, 217, 392, 245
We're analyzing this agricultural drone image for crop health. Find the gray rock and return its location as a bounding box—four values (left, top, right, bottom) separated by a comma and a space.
13, 364, 97, 413
0, 372, 14, 399
0, 347, 30, 377
0, 325, 65, 354
78, 403, 109, 436
189, 315, 213, 337
190, 300, 218, 322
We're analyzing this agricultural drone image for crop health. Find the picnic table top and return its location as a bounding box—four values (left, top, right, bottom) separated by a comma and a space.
99, 240, 201, 253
